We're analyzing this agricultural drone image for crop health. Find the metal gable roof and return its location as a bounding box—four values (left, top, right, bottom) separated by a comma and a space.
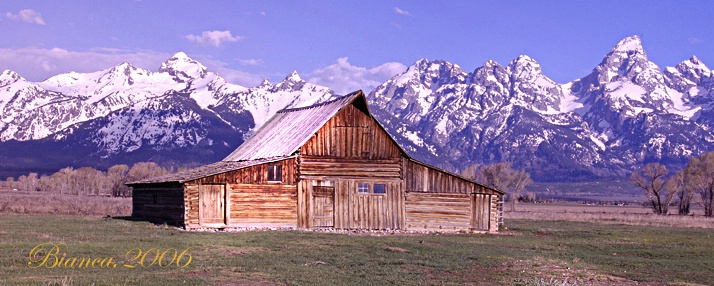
222, 90, 368, 161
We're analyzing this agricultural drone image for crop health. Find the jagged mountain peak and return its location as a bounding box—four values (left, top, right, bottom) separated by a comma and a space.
689, 55, 702, 64
677, 55, 711, 75
611, 35, 644, 54
0, 70, 25, 86
507, 55, 545, 81
409, 58, 462, 73
405, 59, 466, 86
284, 70, 303, 82
602, 35, 649, 67
471, 60, 507, 82
158, 52, 208, 81
482, 59, 502, 68
666, 55, 713, 90
258, 78, 271, 87
271, 71, 306, 91
108, 62, 143, 76
510, 55, 538, 65
588, 35, 658, 85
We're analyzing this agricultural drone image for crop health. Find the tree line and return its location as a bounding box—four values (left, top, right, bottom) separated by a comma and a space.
630, 152, 714, 217
2, 162, 174, 197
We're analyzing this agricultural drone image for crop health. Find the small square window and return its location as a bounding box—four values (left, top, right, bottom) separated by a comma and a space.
267, 165, 282, 182
357, 183, 369, 194
373, 184, 386, 194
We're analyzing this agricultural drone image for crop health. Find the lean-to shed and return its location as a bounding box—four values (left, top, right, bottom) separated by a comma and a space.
128, 90, 503, 232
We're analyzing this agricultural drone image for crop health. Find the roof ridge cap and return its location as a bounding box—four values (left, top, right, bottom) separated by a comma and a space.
277, 90, 362, 113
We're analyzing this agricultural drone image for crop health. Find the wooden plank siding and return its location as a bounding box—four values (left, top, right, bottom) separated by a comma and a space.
192, 158, 297, 185
183, 158, 299, 229
301, 104, 401, 160
405, 193, 473, 231
299, 156, 401, 180
296, 103, 406, 230
228, 184, 297, 227
403, 159, 500, 195
333, 180, 404, 230
131, 183, 185, 226
403, 158, 502, 232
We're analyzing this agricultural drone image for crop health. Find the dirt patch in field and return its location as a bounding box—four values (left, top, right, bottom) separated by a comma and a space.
534, 231, 555, 237
384, 246, 408, 253
503, 256, 654, 285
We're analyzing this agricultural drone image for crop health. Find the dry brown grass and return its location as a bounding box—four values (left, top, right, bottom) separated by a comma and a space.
507, 203, 714, 229
0, 190, 131, 216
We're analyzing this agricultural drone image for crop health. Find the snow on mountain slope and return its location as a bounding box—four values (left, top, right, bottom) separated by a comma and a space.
0, 52, 340, 180
158, 52, 208, 82
370, 35, 714, 180
0, 52, 335, 144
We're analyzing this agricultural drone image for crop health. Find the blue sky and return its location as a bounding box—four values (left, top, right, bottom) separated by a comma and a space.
1, 1, 712, 93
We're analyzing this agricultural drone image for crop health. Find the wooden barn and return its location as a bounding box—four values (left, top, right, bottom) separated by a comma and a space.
127, 90, 503, 232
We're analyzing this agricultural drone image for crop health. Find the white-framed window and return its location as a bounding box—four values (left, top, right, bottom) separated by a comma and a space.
357, 183, 369, 194
356, 182, 387, 195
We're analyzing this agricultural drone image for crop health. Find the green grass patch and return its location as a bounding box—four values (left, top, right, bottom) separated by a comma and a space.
0, 213, 712, 285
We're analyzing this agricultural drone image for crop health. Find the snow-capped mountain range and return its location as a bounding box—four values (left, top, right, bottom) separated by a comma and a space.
0, 52, 334, 176
1, 35, 712, 181
371, 36, 713, 181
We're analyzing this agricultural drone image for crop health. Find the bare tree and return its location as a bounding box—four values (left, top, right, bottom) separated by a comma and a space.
510, 168, 531, 210
684, 152, 714, 217
17, 175, 27, 192
55, 167, 74, 194
666, 170, 693, 215
462, 162, 532, 211
108, 164, 131, 197
9, 162, 174, 197
26, 173, 39, 192
127, 162, 168, 182
630, 163, 672, 215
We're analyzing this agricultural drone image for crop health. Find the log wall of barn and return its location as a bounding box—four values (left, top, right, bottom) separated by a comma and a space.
299, 156, 401, 180
131, 183, 185, 226
184, 158, 298, 229
404, 193, 472, 231
193, 158, 297, 185
228, 184, 297, 227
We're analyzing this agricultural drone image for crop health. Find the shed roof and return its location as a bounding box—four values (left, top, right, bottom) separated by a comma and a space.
127, 156, 293, 184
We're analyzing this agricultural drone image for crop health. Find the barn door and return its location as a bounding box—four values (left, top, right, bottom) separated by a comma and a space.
472, 194, 491, 231
312, 185, 335, 227
199, 184, 226, 225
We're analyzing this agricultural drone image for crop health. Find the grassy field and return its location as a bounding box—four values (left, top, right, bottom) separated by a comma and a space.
509, 203, 714, 229
1, 212, 713, 286
0, 191, 130, 216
